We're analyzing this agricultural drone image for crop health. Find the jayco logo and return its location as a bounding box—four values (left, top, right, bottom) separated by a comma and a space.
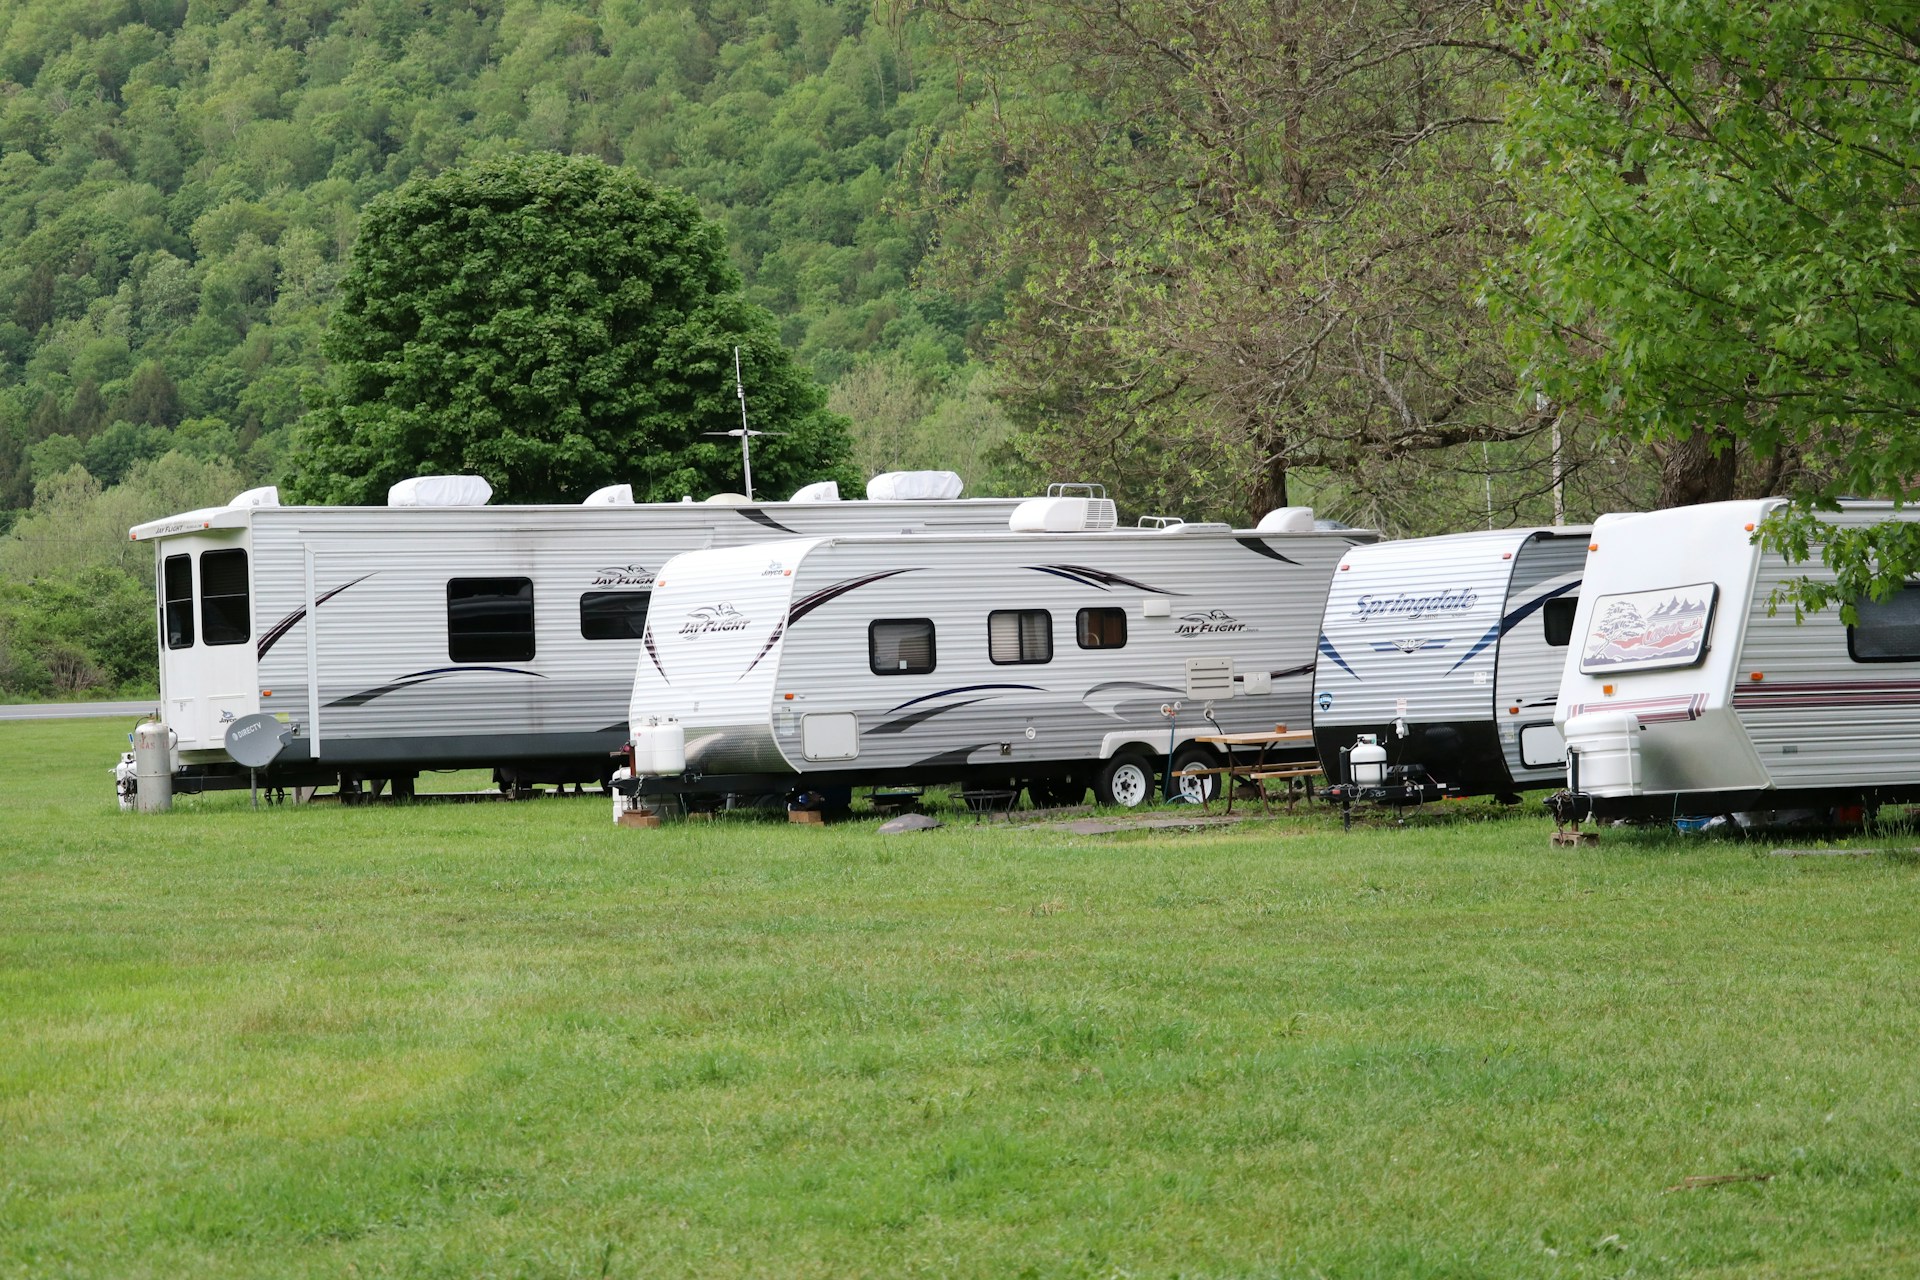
1174, 609, 1249, 636
592, 564, 654, 588
678, 603, 751, 636
761, 559, 786, 577
1352, 589, 1477, 621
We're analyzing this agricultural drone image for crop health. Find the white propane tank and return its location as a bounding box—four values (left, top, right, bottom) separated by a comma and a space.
630, 718, 686, 775
1349, 733, 1388, 787
113, 751, 137, 811
131, 719, 173, 812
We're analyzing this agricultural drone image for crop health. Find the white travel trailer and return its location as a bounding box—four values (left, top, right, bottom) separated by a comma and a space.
130, 474, 1035, 797
624, 503, 1372, 808
1556, 499, 1920, 822
1311, 527, 1587, 801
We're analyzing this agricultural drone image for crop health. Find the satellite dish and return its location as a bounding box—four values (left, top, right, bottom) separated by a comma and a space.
225, 713, 290, 769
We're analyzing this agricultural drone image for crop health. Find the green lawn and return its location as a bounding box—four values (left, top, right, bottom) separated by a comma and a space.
3, 720, 1916, 1278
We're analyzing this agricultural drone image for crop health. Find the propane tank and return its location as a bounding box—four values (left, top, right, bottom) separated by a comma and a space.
629, 717, 686, 775
1349, 733, 1388, 788
131, 718, 173, 813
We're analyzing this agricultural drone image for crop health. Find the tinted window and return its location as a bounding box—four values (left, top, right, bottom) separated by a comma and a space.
1077, 607, 1127, 649
989, 609, 1052, 665
580, 591, 650, 641
870, 619, 935, 675
448, 578, 535, 662
200, 548, 250, 646
1542, 596, 1577, 648
163, 554, 193, 650
1849, 584, 1920, 662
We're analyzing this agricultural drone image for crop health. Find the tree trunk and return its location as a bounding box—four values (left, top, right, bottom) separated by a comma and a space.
1656, 428, 1738, 508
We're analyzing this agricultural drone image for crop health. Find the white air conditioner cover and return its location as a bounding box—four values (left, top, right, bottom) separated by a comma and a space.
582, 484, 634, 505
1009, 496, 1119, 532
388, 475, 493, 507
789, 480, 841, 502
228, 485, 279, 508
867, 470, 964, 501
704, 492, 751, 506
1255, 506, 1316, 533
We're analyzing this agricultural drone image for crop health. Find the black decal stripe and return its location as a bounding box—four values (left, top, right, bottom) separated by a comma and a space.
1235, 537, 1299, 565
739, 508, 799, 534
257, 573, 376, 660
1025, 566, 1109, 591
644, 625, 667, 684
871, 697, 995, 735
1446, 580, 1579, 675
1267, 661, 1316, 680
787, 569, 918, 627
740, 619, 786, 679
1053, 564, 1184, 595
1084, 680, 1180, 698
910, 744, 995, 770
325, 666, 545, 710
890, 682, 1045, 713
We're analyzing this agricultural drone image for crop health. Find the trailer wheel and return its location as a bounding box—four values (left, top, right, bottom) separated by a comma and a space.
1096, 752, 1156, 808
1171, 745, 1221, 805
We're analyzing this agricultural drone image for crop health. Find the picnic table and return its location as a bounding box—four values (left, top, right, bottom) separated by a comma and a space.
1187, 728, 1321, 815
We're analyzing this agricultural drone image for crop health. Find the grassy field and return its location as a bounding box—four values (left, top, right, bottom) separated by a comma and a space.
3, 719, 1917, 1278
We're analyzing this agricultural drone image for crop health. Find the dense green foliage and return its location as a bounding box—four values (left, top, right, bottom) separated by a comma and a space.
7, 718, 1920, 1275
1501, 2, 1920, 599
289, 152, 854, 503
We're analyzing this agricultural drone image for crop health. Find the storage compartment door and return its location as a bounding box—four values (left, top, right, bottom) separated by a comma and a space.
1519, 721, 1567, 769
801, 713, 860, 761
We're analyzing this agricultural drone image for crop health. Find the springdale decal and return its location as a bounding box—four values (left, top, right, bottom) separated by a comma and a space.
1174, 609, 1250, 636
592, 564, 655, 588
1351, 589, 1477, 621
678, 602, 752, 636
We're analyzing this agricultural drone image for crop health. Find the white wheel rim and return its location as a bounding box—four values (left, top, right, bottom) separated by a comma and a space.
1110, 762, 1150, 807
1176, 767, 1213, 804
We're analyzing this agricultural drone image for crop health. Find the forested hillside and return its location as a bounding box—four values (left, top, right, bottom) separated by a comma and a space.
0, 0, 1003, 522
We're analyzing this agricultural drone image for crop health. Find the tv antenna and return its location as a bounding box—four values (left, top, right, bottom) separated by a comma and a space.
703, 346, 786, 500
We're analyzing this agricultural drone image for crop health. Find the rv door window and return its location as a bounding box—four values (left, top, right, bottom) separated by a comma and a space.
989, 609, 1053, 665
580, 591, 650, 641
1542, 596, 1577, 647
870, 619, 935, 675
448, 577, 536, 662
1848, 584, 1920, 662
1077, 607, 1127, 650
163, 554, 193, 649
199, 548, 249, 646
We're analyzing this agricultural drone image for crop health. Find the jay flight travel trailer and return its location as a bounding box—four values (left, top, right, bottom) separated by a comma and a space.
624, 500, 1373, 810
1555, 499, 1920, 824
1311, 527, 1587, 803
128, 472, 1035, 799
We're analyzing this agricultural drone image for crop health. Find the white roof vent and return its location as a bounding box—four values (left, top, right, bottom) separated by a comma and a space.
1256, 506, 1316, 533
228, 485, 279, 508
389, 475, 493, 507
703, 492, 751, 506
867, 470, 964, 501
1010, 495, 1120, 532
789, 480, 841, 502
582, 484, 634, 505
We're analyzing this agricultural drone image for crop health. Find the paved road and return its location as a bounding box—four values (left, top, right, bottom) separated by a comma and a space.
0, 700, 156, 722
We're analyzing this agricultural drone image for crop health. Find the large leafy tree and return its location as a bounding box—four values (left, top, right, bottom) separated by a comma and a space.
1501, 2, 1920, 606
287, 153, 854, 503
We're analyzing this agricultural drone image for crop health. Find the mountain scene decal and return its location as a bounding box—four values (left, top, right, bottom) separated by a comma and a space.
1581, 584, 1716, 672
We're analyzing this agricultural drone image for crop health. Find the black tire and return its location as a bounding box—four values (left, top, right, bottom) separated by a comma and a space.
1171, 744, 1221, 805
1095, 752, 1157, 808
1026, 776, 1088, 809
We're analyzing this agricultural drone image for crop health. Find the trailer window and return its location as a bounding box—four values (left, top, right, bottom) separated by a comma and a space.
870, 619, 935, 675
580, 591, 650, 641
199, 548, 249, 646
448, 577, 535, 662
163, 554, 193, 650
989, 609, 1053, 665
1077, 607, 1127, 649
1542, 596, 1577, 648
1848, 584, 1920, 662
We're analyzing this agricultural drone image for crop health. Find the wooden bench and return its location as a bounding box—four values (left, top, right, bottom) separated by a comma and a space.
1176, 763, 1323, 814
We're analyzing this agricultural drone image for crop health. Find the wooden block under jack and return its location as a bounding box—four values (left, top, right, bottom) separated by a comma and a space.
1551, 829, 1599, 846
789, 808, 826, 824
617, 809, 663, 829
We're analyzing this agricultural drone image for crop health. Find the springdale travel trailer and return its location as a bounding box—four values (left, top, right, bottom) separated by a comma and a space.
1555, 499, 1920, 824
624, 501, 1373, 809
1312, 527, 1587, 802
130, 472, 1037, 799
